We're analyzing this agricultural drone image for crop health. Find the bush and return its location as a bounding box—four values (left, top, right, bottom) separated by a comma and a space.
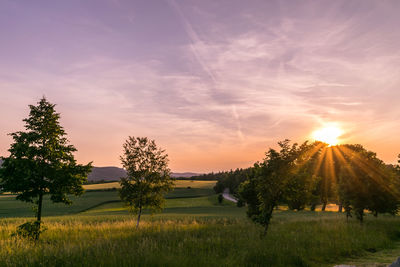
237, 199, 244, 207
12, 221, 47, 241
218, 194, 223, 204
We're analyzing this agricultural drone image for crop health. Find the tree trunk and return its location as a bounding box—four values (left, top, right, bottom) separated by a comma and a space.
355, 208, 364, 224
262, 206, 274, 237
136, 205, 142, 228
35, 192, 43, 240
37, 193, 43, 222
310, 203, 316, 211
338, 204, 343, 213
345, 205, 352, 222
321, 201, 327, 211
263, 221, 270, 236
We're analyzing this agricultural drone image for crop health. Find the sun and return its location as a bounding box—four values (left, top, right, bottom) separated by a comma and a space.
312, 126, 343, 146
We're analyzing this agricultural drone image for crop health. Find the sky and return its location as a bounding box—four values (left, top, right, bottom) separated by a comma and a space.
1, 0, 400, 173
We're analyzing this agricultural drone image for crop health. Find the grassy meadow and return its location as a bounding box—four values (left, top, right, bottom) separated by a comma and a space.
1, 180, 400, 266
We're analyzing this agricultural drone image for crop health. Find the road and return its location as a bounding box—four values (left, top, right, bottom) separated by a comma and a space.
222, 188, 238, 203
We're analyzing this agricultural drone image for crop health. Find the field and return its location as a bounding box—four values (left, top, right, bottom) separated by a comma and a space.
0, 180, 216, 218
1, 181, 400, 266
82, 180, 216, 191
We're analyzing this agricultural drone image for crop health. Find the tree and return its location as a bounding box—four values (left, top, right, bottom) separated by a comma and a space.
218, 194, 223, 204
0, 97, 92, 240
119, 136, 174, 228
336, 144, 399, 223
237, 176, 261, 222
239, 140, 323, 236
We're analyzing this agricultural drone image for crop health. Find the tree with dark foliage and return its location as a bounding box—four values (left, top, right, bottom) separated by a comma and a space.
0, 97, 92, 240
336, 144, 399, 223
239, 140, 323, 236
119, 136, 174, 228
218, 194, 223, 204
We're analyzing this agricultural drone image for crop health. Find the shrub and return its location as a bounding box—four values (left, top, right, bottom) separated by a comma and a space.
12, 221, 47, 241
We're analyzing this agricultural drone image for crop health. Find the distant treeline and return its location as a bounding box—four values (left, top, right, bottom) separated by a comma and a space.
212, 168, 254, 196
174, 169, 253, 186
176, 172, 232, 181
174, 177, 220, 181
84, 180, 117, 185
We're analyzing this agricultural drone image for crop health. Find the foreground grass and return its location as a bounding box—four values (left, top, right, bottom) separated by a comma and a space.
2, 180, 400, 266
341, 242, 400, 266
1, 197, 400, 266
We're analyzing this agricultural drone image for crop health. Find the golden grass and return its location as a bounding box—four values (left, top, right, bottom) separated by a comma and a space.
83, 180, 217, 190
1, 211, 400, 267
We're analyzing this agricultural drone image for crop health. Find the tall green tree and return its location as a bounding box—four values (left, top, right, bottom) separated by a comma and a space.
0, 97, 92, 239
119, 136, 174, 228
239, 140, 323, 236
336, 144, 399, 223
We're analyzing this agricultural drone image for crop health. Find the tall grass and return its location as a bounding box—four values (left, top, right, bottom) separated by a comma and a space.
1, 211, 399, 266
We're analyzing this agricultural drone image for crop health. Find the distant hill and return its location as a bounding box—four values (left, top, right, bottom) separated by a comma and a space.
171, 172, 202, 178
88, 167, 127, 182
88, 166, 201, 182
0, 161, 201, 182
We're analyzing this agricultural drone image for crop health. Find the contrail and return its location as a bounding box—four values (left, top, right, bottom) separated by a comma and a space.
166, 0, 217, 84
167, 0, 244, 140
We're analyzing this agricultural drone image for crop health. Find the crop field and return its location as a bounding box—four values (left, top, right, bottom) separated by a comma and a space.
1, 180, 400, 266
82, 180, 217, 191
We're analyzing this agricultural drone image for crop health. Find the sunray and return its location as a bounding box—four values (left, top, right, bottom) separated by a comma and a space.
326, 147, 336, 182
312, 146, 327, 178
338, 146, 399, 198
339, 146, 386, 180
331, 145, 360, 185
321, 147, 335, 202
292, 142, 326, 175
331, 146, 355, 176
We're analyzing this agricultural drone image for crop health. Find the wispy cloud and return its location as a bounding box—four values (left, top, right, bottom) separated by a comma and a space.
1, 0, 400, 171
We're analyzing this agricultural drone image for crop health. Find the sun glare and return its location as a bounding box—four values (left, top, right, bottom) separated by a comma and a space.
312, 126, 342, 146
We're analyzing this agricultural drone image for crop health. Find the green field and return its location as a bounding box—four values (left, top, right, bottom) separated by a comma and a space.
1, 180, 400, 266
0, 181, 216, 218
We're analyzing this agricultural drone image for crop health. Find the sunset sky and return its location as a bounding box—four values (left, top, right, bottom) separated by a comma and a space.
1, 0, 400, 172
